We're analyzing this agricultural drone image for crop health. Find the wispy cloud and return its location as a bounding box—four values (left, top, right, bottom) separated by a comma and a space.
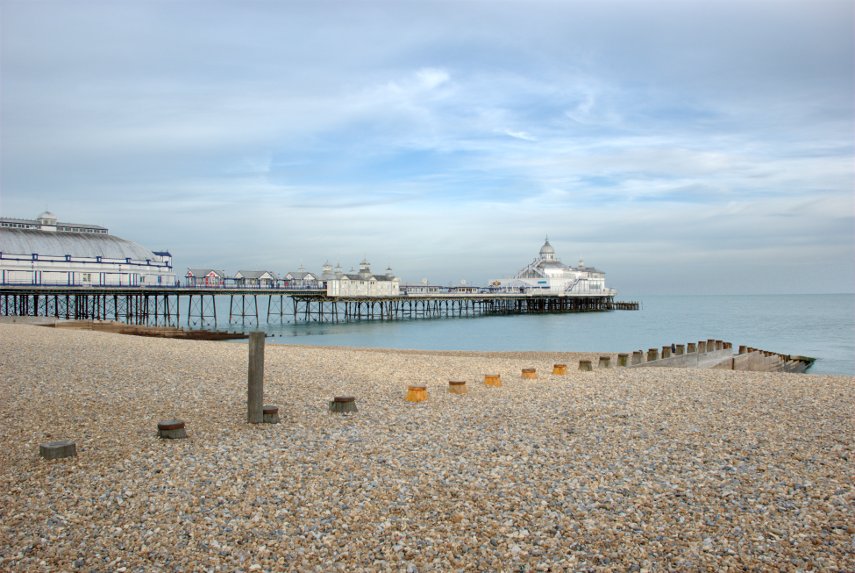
1, 0, 852, 293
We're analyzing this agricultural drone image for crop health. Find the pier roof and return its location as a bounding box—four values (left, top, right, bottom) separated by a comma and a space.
0, 227, 158, 262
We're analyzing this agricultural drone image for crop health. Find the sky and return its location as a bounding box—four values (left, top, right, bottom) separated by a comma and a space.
1, 0, 852, 294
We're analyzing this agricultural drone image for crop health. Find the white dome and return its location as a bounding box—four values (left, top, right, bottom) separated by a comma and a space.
38, 211, 58, 224
539, 238, 555, 257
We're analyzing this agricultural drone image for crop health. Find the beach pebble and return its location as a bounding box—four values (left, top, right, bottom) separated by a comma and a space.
0, 324, 852, 572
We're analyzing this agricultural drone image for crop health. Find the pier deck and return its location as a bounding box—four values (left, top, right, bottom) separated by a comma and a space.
0, 286, 638, 328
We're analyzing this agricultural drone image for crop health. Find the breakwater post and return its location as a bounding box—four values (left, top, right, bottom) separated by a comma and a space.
247, 332, 264, 423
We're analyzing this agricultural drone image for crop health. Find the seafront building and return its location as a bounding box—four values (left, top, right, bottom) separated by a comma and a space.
234, 270, 278, 288
184, 268, 227, 287
325, 259, 400, 296
490, 238, 614, 295
0, 212, 176, 286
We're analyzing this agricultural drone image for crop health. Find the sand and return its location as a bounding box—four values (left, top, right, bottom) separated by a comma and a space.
0, 323, 852, 572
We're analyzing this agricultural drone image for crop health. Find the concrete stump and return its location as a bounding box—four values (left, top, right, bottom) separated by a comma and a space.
598, 356, 611, 368
40, 440, 77, 460
617, 353, 629, 367
578, 360, 593, 371
406, 385, 428, 402
484, 374, 502, 387
262, 405, 280, 424
552, 363, 567, 375
521, 368, 537, 379
448, 381, 467, 395
329, 396, 357, 413
157, 419, 187, 439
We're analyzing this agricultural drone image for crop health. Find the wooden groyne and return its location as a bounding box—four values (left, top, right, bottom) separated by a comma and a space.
625, 339, 815, 373
50, 320, 248, 341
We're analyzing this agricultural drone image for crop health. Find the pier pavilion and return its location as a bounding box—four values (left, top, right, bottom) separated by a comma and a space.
0, 212, 176, 287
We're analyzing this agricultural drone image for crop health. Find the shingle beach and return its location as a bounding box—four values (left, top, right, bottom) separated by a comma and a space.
1, 323, 852, 572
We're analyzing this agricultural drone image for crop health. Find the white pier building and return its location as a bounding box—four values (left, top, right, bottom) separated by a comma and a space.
325, 259, 400, 297
0, 212, 176, 287
490, 238, 615, 296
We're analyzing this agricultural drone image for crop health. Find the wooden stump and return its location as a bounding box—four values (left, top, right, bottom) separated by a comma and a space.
578, 360, 593, 371
448, 381, 467, 395
552, 364, 567, 375
329, 396, 357, 413
262, 405, 280, 424
406, 385, 428, 402
617, 353, 629, 367
598, 356, 611, 368
521, 368, 537, 379
484, 374, 502, 387
675, 344, 685, 355
647, 348, 659, 362
40, 440, 77, 460
157, 419, 187, 439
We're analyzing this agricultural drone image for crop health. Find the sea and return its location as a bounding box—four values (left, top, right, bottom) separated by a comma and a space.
207, 294, 854, 376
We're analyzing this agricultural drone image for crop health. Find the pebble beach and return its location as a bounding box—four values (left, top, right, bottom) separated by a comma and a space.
0, 323, 852, 572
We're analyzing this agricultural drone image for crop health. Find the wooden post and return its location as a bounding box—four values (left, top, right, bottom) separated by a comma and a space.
448, 381, 467, 394
617, 353, 629, 367
40, 440, 77, 459
598, 356, 611, 368
484, 374, 502, 387
521, 368, 537, 379
578, 360, 593, 371
329, 396, 358, 413
406, 385, 428, 402
247, 331, 265, 423
158, 419, 187, 439
552, 363, 567, 375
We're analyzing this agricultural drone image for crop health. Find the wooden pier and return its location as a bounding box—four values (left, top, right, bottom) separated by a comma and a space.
0, 286, 639, 329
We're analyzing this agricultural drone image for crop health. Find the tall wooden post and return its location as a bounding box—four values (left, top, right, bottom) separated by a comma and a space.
247, 332, 265, 423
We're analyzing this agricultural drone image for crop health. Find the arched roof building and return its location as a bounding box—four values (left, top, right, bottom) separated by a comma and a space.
0, 213, 176, 287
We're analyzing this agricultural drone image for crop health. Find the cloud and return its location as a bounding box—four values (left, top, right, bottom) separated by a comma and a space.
1, 0, 852, 293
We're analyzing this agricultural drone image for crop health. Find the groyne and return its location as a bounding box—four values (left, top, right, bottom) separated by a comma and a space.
626, 339, 815, 373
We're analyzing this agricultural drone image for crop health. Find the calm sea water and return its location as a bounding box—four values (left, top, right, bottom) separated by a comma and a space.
210, 294, 853, 376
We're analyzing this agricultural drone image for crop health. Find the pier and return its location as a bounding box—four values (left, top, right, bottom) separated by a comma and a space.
0, 286, 638, 329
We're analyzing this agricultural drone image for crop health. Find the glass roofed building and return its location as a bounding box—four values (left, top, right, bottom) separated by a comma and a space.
0, 212, 176, 287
